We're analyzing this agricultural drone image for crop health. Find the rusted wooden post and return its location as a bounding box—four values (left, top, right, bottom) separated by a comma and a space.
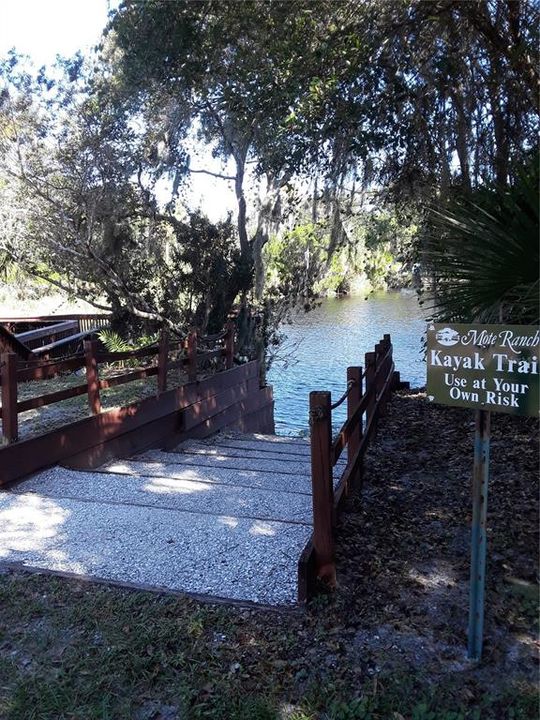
158, 329, 169, 393
224, 320, 235, 370
346, 366, 363, 490
364, 351, 377, 429
309, 390, 336, 587
1, 352, 18, 443
186, 329, 197, 383
84, 340, 101, 414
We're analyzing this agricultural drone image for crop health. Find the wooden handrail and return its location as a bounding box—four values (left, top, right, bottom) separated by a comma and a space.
96, 347, 160, 363
0, 319, 237, 444
331, 390, 370, 466
33, 329, 100, 356
98, 366, 159, 390
15, 320, 79, 343
308, 333, 400, 586
17, 383, 89, 413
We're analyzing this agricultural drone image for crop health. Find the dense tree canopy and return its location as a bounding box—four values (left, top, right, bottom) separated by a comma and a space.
0, 0, 538, 340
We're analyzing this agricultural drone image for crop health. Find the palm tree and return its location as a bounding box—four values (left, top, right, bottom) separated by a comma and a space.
420, 156, 539, 325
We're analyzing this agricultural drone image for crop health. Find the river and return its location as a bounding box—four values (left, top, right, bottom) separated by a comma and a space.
267, 290, 427, 436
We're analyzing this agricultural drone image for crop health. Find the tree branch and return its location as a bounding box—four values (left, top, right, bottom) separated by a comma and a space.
187, 167, 236, 181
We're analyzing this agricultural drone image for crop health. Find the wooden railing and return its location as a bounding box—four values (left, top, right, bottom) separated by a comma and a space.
0, 314, 112, 334
307, 334, 404, 588
0, 322, 235, 444
0, 314, 112, 359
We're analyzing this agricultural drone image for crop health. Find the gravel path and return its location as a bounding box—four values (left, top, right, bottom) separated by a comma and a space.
0, 434, 316, 605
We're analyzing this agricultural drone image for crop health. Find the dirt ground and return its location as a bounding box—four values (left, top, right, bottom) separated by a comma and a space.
333, 389, 538, 691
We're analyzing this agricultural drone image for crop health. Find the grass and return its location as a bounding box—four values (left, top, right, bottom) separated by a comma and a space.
0, 572, 537, 720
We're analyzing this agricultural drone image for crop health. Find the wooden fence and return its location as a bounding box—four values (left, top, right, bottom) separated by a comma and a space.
0, 314, 111, 334
0, 314, 112, 359
0, 359, 274, 488
0, 322, 235, 445
299, 333, 407, 598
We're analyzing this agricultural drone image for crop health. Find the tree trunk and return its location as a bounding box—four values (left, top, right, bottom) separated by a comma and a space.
234, 153, 250, 260
252, 172, 289, 300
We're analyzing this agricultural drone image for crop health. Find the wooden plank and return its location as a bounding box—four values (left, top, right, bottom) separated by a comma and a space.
1, 353, 18, 443
84, 340, 101, 414
15, 321, 78, 344
297, 537, 317, 603
98, 366, 159, 390
331, 390, 370, 465
0, 361, 260, 485
158, 331, 169, 393
178, 387, 274, 442
364, 351, 377, 428
182, 378, 261, 431
16, 356, 85, 382
309, 390, 335, 586
337, 359, 395, 495
17, 383, 88, 412
225, 399, 275, 435
33, 329, 99, 355
0, 314, 110, 323
66, 379, 271, 468
346, 366, 363, 487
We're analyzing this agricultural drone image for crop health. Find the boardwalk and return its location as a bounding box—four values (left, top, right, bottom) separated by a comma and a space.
0, 433, 344, 605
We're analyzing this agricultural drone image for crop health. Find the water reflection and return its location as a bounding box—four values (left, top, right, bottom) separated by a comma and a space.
268, 290, 427, 435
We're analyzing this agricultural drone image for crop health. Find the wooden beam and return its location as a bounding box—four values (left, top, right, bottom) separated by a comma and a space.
1, 353, 18, 443
309, 390, 335, 587
0, 361, 262, 486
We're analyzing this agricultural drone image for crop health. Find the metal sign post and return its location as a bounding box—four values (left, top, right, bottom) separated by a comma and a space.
426, 323, 539, 663
467, 408, 491, 661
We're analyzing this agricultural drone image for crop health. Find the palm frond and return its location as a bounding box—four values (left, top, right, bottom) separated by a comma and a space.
421, 158, 539, 324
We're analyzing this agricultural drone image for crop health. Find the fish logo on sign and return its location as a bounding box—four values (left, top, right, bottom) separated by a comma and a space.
436, 327, 460, 347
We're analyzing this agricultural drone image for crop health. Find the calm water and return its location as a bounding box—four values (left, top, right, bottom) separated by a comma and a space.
267, 290, 427, 436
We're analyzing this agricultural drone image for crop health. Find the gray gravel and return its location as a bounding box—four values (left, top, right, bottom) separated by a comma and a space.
100, 459, 314, 495
139, 449, 314, 477
14, 466, 313, 524
0, 491, 310, 604
0, 433, 322, 605
178, 436, 312, 457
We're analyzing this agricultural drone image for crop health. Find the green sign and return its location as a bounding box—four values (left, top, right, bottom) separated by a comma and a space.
427, 323, 539, 417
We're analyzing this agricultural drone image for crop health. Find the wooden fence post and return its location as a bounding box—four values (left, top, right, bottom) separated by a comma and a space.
346, 366, 363, 490
381, 334, 393, 414
309, 390, 336, 587
84, 340, 101, 414
1, 353, 18, 443
224, 320, 235, 370
365, 351, 377, 429
186, 329, 197, 383
158, 329, 169, 393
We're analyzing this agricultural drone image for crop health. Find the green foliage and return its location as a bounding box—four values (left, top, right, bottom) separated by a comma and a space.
264, 210, 418, 302
421, 156, 539, 324
264, 223, 326, 308
1, 0, 539, 348
97, 329, 158, 353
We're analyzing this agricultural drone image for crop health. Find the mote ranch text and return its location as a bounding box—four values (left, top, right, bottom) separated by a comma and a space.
426, 324, 540, 417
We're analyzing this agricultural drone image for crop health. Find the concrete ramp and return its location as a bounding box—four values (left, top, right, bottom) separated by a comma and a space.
0, 433, 329, 605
